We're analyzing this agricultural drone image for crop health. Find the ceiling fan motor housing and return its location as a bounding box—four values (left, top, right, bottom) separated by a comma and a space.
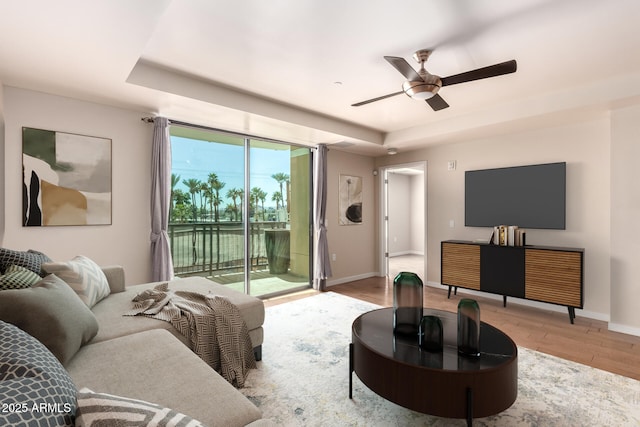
402, 72, 442, 100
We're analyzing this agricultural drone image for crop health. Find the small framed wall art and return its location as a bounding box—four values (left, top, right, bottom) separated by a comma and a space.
22, 127, 112, 226
339, 174, 363, 225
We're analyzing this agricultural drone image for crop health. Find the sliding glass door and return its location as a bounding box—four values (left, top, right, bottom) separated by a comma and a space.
248, 139, 311, 296
169, 126, 311, 297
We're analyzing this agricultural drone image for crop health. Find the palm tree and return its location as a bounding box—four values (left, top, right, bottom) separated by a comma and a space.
226, 187, 243, 221
171, 188, 190, 222
250, 187, 263, 220
210, 179, 226, 222
258, 189, 268, 220
271, 172, 290, 212
271, 191, 283, 210
197, 181, 208, 219
182, 178, 201, 221
170, 173, 181, 220
203, 186, 214, 221
237, 190, 244, 222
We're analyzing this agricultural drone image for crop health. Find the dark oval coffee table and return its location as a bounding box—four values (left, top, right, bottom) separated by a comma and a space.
349, 308, 517, 426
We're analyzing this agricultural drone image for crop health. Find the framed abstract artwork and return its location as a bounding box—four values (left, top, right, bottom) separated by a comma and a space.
22, 127, 112, 226
339, 174, 362, 225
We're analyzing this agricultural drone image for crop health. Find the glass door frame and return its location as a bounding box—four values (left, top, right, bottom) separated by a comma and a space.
169, 124, 313, 298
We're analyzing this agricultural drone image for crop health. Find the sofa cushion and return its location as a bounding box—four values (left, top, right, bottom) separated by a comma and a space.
0, 247, 52, 276
0, 274, 99, 365
67, 329, 263, 427
0, 264, 42, 290
76, 388, 206, 427
42, 255, 111, 308
90, 277, 265, 348
0, 321, 76, 426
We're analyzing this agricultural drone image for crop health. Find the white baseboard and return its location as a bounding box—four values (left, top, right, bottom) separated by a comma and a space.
608, 322, 640, 337
326, 272, 378, 287
389, 251, 424, 257
425, 281, 610, 323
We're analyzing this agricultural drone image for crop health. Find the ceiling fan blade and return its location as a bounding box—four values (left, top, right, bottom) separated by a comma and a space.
426, 94, 449, 111
351, 91, 404, 107
440, 59, 517, 87
384, 56, 423, 82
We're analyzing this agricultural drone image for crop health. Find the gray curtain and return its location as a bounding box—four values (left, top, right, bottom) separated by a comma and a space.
150, 117, 174, 281
313, 144, 332, 290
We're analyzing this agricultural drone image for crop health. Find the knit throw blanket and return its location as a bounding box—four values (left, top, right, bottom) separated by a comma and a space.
124, 283, 256, 388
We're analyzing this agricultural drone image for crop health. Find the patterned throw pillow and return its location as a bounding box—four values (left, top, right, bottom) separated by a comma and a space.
75, 388, 206, 427
0, 264, 42, 290
0, 321, 76, 426
41, 255, 110, 308
0, 248, 52, 276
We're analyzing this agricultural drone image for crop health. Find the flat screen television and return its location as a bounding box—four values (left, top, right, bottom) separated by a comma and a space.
465, 162, 566, 229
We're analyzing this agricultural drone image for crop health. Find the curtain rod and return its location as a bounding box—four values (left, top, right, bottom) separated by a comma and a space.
141, 116, 320, 150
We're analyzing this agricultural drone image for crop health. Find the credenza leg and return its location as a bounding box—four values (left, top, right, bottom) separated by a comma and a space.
503, 295, 507, 307
349, 343, 354, 399
466, 387, 473, 427
447, 286, 452, 299
568, 307, 575, 324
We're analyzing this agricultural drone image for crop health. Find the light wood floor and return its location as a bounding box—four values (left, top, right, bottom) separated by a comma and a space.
265, 259, 640, 381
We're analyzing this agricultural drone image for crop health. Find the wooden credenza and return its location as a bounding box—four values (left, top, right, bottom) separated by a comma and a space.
441, 240, 584, 323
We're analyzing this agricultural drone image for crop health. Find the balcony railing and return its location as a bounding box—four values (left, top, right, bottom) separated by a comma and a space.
169, 221, 288, 277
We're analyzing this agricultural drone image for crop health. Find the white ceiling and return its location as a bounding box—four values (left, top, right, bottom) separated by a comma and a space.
1, 0, 640, 156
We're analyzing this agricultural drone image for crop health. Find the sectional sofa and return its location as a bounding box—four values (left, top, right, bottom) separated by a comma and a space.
0, 250, 271, 426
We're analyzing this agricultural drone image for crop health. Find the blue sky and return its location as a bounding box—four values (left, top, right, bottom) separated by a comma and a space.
171, 136, 292, 208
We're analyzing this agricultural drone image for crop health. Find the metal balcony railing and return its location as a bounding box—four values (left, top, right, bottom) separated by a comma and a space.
169, 221, 287, 277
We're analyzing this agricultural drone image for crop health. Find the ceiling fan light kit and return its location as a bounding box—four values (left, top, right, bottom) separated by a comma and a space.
352, 49, 517, 110
402, 79, 441, 100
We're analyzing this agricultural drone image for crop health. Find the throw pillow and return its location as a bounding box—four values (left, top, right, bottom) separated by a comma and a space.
75, 388, 206, 427
41, 255, 110, 308
0, 264, 42, 290
0, 321, 77, 427
0, 274, 99, 365
0, 247, 52, 276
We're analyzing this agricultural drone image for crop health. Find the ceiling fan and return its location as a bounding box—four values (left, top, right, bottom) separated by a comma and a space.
352, 49, 517, 111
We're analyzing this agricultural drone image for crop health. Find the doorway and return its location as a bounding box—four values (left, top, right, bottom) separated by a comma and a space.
379, 162, 427, 283
169, 126, 312, 298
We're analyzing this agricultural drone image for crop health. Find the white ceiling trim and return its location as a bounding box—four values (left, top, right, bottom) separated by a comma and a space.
384, 72, 640, 148
127, 60, 384, 146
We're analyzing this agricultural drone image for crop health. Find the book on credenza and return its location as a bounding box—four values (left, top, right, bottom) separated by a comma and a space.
518, 229, 526, 246
507, 226, 518, 246
498, 225, 507, 246
490, 225, 525, 246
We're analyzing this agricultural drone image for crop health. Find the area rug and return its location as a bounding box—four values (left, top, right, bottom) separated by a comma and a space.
241, 292, 640, 426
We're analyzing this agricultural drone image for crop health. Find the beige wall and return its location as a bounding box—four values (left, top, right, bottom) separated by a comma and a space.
610, 104, 640, 333
3, 85, 639, 335
409, 173, 425, 254
387, 172, 425, 256
388, 173, 412, 256
2, 86, 153, 285
325, 149, 376, 284
376, 118, 612, 321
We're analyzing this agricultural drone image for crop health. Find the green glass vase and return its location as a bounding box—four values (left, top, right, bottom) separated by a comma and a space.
419, 315, 443, 352
457, 298, 481, 357
393, 272, 423, 336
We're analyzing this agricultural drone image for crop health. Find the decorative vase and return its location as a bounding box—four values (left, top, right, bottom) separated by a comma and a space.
457, 298, 481, 357
419, 315, 443, 352
393, 272, 423, 336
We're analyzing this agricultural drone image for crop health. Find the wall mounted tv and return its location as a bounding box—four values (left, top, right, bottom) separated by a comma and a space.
465, 162, 566, 230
